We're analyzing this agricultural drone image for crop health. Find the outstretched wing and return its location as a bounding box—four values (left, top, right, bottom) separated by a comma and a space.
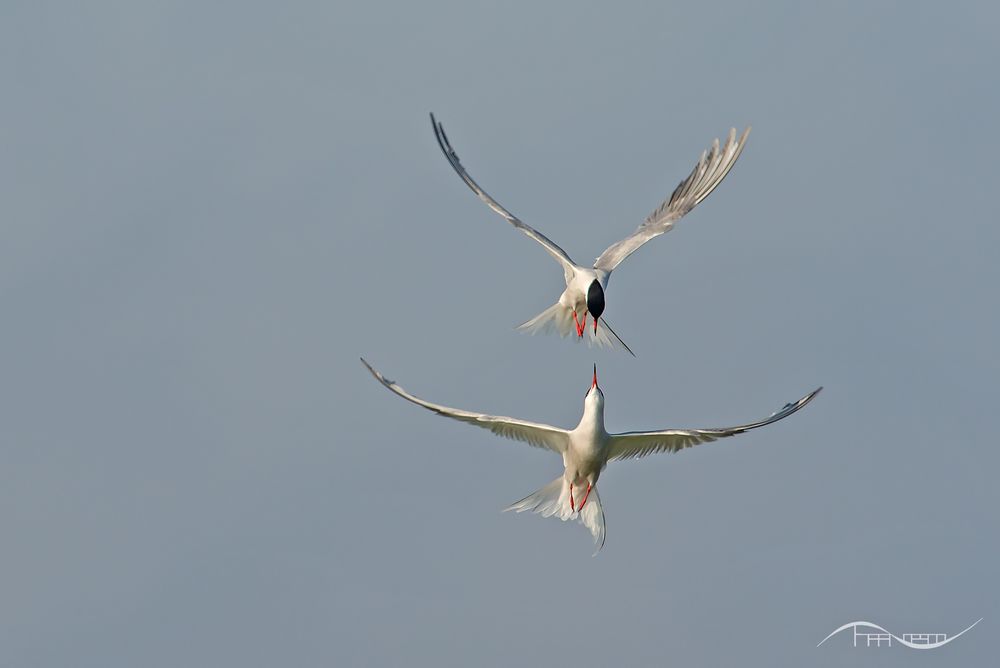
607, 387, 820, 461
594, 127, 751, 272
362, 358, 569, 453
431, 113, 577, 278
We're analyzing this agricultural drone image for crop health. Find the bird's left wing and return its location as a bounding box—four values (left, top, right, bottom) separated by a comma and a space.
362, 358, 569, 454
431, 113, 577, 280
607, 387, 820, 461
594, 127, 750, 273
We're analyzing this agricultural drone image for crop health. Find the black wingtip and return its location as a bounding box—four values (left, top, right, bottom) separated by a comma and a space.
430, 113, 453, 157
429, 113, 439, 135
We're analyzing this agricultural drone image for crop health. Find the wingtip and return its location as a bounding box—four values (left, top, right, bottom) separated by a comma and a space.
360, 358, 397, 389
801, 386, 823, 406
359, 356, 379, 379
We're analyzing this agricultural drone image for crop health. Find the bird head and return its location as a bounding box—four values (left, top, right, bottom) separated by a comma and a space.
586, 279, 605, 333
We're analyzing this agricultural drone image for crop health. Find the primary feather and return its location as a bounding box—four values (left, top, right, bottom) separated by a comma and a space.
594, 127, 751, 272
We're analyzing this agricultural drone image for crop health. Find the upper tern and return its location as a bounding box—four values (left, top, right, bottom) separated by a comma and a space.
362, 358, 820, 552
431, 114, 751, 356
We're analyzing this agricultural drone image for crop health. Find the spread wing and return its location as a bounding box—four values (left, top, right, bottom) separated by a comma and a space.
431, 113, 577, 279
361, 358, 569, 454
607, 387, 820, 461
594, 127, 751, 273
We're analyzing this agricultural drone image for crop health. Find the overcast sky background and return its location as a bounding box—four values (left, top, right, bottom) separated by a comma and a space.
2, 1, 998, 666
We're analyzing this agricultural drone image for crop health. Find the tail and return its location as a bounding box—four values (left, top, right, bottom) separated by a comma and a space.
504, 477, 607, 554
516, 303, 577, 338
517, 304, 636, 356
586, 318, 635, 357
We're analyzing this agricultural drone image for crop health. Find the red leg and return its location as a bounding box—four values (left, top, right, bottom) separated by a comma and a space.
578, 483, 592, 510
580, 312, 587, 337
572, 311, 583, 337
569, 482, 576, 512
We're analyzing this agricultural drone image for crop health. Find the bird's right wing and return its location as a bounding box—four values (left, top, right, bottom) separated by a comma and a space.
431, 113, 577, 280
362, 358, 569, 454
594, 127, 750, 273
607, 387, 820, 461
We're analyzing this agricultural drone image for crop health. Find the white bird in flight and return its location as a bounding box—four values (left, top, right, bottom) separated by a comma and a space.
361, 358, 820, 552
431, 114, 751, 356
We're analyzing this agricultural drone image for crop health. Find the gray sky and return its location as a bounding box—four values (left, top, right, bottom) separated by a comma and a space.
2, 1, 998, 666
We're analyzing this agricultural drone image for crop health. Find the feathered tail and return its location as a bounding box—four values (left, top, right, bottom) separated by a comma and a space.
516, 303, 576, 337
516, 304, 635, 356
504, 476, 606, 553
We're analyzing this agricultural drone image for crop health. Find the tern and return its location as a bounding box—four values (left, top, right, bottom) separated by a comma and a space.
431, 114, 751, 356
361, 358, 820, 552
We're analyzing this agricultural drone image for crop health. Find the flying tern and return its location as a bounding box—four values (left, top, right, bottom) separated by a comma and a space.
361, 358, 820, 552
431, 114, 751, 356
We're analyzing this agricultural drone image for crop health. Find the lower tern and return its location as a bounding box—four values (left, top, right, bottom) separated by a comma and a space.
431, 114, 751, 356
362, 358, 820, 552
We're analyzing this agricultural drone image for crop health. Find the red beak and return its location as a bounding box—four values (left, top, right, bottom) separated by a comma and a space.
592, 364, 598, 390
